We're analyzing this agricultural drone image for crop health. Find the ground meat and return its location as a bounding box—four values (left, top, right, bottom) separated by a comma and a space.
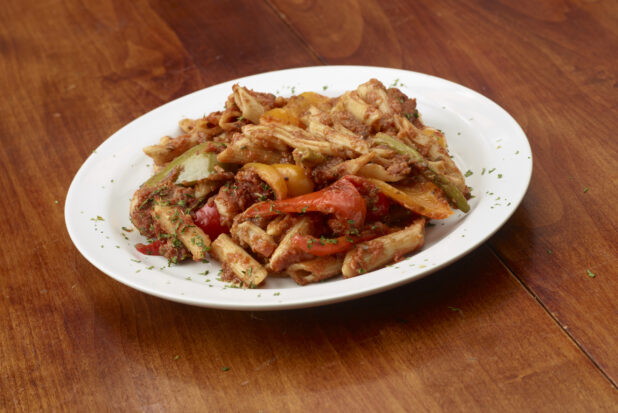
310, 157, 345, 187
387, 87, 424, 128
158, 238, 191, 263
214, 169, 274, 227
269, 246, 313, 273
129, 171, 200, 239
331, 110, 371, 138
386, 154, 412, 176
220, 261, 237, 282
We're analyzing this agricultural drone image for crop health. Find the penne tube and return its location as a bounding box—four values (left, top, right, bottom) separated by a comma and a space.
268, 216, 313, 272
287, 256, 344, 285
233, 86, 265, 123
265, 215, 297, 240
217, 136, 288, 164
307, 121, 369, 155
357, 163, 405, 182
336, 91, 382, 127
232, 221, 277, 258
178, 118, 196, 133
336, 153, 375, 177
219, 108, 243, 130
244, 124, 342, 157
342, 218, 425, 278
357, 79, 392, 114
152, 205, 211, 261
211, 233, 268, 287
143, 134, 195, 166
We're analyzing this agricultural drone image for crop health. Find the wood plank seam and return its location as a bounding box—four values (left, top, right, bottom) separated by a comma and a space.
488, 246, 617, 390
263, 0, 327, 65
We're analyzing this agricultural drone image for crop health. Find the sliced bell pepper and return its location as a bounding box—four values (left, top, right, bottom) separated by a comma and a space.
241, 163, 288, 200
368, 178, 453, 220
271, 163, 315, 197
135, 239, 164, 255
242, 177, 366, 228
291, 232, 379, 256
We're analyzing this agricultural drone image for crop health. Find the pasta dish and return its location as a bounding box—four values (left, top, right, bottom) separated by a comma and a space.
129, 79, 470, 287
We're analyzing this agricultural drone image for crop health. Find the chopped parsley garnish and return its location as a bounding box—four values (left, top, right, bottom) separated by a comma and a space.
583, 187, 589, 193
464, 170, 473, 177
586, 269, 596, 278
222, 366, 230, 371
488, 168, 496, 174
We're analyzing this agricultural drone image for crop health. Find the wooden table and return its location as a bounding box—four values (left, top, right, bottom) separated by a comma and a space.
2, 0, 616, 411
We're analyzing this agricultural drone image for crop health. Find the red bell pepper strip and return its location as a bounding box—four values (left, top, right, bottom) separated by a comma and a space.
194, 202, 228, 240
242, 177, 366, 228
291, 232, 379, 256
135, 239, 163, 255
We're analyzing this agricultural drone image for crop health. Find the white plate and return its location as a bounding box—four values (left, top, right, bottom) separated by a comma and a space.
65, 66, 532, 310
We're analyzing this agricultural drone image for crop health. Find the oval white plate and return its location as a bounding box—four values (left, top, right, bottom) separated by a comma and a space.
65, 66, 532, 310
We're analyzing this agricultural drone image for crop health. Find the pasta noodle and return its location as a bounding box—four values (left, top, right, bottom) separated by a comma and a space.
129, 79, 471, 287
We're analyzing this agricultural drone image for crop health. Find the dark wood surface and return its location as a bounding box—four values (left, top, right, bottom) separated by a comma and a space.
1, 0, 616, 411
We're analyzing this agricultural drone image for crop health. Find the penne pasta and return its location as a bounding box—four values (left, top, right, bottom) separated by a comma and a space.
268, 217, 314, 272
342, 218, 426, 278
287, 256, 344, 285
152, 204, 211, 261
232, 221, 277, 258
211, 233, 268, 287
217, 136, 289, 164
233, 85, 266, 124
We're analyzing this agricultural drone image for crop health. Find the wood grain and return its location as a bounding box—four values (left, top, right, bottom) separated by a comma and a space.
270, 0, 618, 384
1, 0, 617, 410
3, 245, 617, 411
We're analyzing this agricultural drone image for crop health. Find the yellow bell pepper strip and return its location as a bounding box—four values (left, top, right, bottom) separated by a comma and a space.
271, 163, 315, 197
368, 178, 453, 220
241, 163, 288, 200
373, 133, 470, 212
260, 108, 302, 127
241, 177, 366, 229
